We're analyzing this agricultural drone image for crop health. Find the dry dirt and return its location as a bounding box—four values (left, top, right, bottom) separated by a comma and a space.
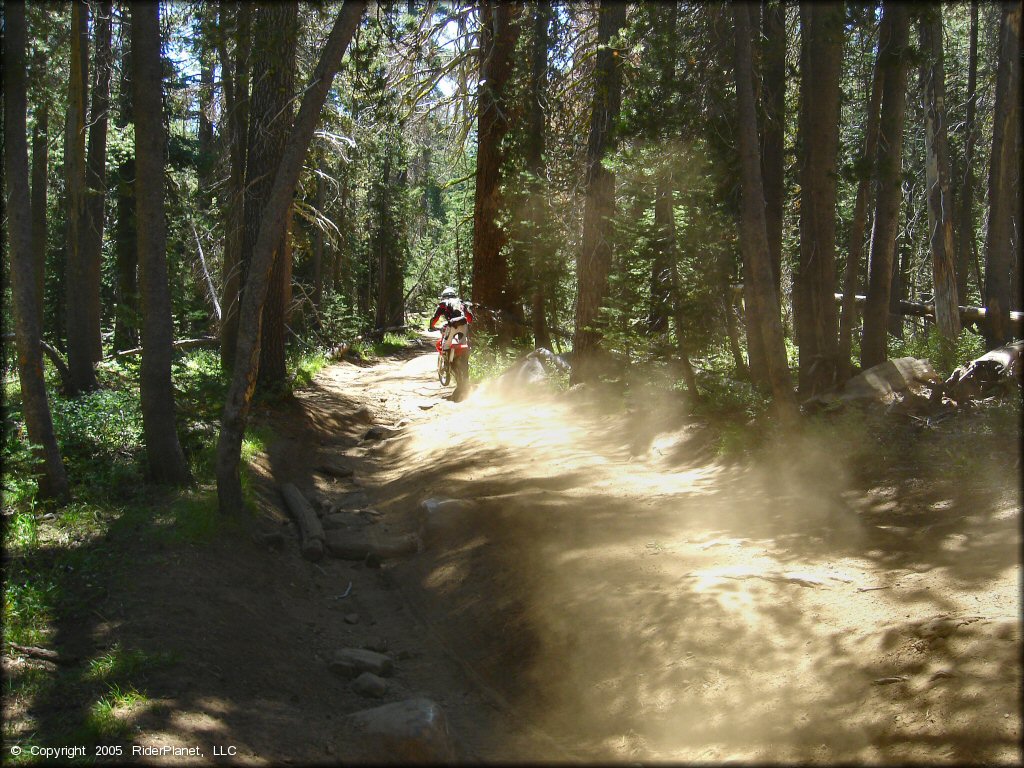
13, 336, 1020, 764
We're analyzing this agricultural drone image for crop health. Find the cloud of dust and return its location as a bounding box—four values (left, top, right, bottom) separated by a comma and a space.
387, 369, 1019, 762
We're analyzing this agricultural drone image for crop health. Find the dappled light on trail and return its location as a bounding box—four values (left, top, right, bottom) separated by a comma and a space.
324, 347, 1021, 763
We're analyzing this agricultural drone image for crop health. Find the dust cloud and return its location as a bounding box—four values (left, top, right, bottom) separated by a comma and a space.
366, 364, 1020, 763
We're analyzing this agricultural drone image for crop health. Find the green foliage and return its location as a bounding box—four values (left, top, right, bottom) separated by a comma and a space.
888, 326, 986, 376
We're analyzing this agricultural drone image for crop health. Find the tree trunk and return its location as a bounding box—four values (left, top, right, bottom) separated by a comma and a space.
81, 0, 112, 364
471, 0, 522, 341
918, 6, 961, 342
241, 2, 298, 391
219, 2, 251, 368
528, 0, 552, 351
65, 1, 98, 394
570, 0, 627, 385
983, 0, 1022, 349
761, 0, 785, 297
131, 1, 192, 485
31, 105, 49, 316
955, 0, 980, 304
4, 3, 72, 503
838, 11, 885, 384
861, 1, 910, 369
216, 1, 366, 515
795, 1, 843, 398
732, 2, 798, 418
198, 22, 215, 207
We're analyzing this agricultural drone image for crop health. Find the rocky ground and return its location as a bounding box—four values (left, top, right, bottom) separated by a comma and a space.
7, 335, 1019, 764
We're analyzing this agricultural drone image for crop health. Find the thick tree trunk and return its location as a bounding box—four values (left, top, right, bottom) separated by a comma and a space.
795, 1, 843, 398
732, 2, 798, 418
918, 6, 961, 342
241, 2, 298, 390
861, 1, 910, 369
471, 1, 522, 341
216, 1, 366, 515
131, 1, 192, 485
570, 0, 627, 385
65, 1, 98, 394
761, 0, 785, 297
955, 0, 980, 304
528, 0, 552, 351
983, 0, 1022, 349
81, 0, 113, 364
219, 2, 251, 368
838, 15, 885, 384
31, 106, 49, 315
4, 3, 72, 503
198, 26, 215, 207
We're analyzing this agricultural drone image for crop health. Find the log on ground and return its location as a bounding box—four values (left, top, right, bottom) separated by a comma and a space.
280, 482, 326, 561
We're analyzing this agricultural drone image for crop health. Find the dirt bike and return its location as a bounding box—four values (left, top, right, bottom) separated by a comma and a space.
435, 320, 470, 391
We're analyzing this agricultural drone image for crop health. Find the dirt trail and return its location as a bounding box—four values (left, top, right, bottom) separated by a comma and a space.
110, 337, 1021, 763
279, 336, 1019, 763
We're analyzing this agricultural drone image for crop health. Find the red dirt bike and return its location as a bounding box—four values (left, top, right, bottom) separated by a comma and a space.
435, 319, 470, 392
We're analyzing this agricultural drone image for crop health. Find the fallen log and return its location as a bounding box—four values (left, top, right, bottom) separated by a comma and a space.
944, 341, 1023, 402
832, 293, 1024, 335
104, 336, 220, 360
1, 333, 72, 391
726, 286, 1023, 334
280, 483, 326, 561
4, 642, 79, 665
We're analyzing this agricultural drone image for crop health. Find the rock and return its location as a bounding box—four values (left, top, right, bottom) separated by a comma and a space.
316, 460, 355, 479
363, 425, 398, 441
351, 406, 374, 423
329, 648, 393, 679
805, 357, 942, 409
344, 613, 360, 625
352, 672, 388, 698
362, 638, 389, 653
343, 698, 455, 763
417, 498, 476, 546
416, 401, 435, 411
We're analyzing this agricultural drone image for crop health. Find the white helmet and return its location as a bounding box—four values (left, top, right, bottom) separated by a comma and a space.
440, 287, 458, 299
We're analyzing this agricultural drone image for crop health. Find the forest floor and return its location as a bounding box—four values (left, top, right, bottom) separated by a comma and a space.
5, 334, 1020, 764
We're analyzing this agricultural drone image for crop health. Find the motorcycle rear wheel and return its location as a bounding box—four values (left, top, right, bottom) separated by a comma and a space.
437, 351, 450, 386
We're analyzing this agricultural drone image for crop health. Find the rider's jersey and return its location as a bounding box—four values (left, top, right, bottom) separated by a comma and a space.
430, 298, 472, 328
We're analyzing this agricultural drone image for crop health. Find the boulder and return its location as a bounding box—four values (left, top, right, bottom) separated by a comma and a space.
495, 348, 571, 393
352, 672, 388, 699
329, 648, 393, 678
804, 357, 942, 409
343, 698, 456, 763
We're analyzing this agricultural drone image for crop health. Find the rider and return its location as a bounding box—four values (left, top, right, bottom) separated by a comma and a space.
427, 287, 472, 351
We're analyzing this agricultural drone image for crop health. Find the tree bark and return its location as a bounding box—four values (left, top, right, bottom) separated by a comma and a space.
570, 0, 627, 385
795, 1, 843, 397
918, 5, 961, 342
861, 1, 910, 369
216, 0, 366, 515
838, 11, 885, 384
219, 1, 251, 368
81, 0, 112, 364
313, 171, 325, 308
241, 2, 298, 390
983, 0, 1022, 349
761, 0, 786, 297
471, 0, 523, 341
65, 0, 98, 394
732, 2, 798, 418
131, 1, 192, 485
955, 0, 980, 304
5, 2, 72, 503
